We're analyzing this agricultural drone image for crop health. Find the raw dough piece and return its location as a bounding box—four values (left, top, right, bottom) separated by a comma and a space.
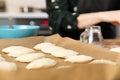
15, 53, 45, 62
51, 49, 78, 58
0, 61, 17, 71
2, 46, 24, 53
110, 47, 120, 53
41, 46, 64, 54
34, 42, 79, 58
64, 55, 93, 63
26, 58, 57, 70
89, 59, 116, 65
33, 42, 55, 50
8, 46, 35, 57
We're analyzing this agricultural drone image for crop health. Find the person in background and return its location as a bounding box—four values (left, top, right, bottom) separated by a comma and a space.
46, 0, 120, 40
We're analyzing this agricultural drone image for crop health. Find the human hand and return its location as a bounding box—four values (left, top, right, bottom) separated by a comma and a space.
77, 10, 120, 29
77, 12, 103, 29
100, 10, 120, 26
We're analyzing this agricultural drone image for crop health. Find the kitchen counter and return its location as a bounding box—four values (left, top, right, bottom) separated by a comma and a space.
0, 12, 48, 19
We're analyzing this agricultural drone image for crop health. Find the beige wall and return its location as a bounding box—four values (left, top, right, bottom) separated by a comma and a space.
5, 0, 46, 13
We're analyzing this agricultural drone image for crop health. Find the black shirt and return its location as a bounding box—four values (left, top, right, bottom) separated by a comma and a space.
46, 0, 120, 40
78, 0, 120, 39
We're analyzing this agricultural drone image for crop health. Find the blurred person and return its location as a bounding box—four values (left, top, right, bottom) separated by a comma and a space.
46, 0, 120, 40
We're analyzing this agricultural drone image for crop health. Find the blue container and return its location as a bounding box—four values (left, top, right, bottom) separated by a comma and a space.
0, 25, 40, 38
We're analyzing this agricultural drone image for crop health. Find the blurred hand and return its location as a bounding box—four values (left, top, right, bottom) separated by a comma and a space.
100, 10, 120, 26
77, 10, 120, 29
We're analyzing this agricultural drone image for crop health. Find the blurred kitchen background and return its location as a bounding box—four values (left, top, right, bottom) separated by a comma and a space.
0, 0, 120, 37
0, 0, 51, 36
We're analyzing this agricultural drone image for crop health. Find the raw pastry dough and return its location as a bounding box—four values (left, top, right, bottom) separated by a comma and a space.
34, 42, 79, 58
33, 42, 55, 51
64, 55, 93, 63
8, 46, 35, 57
110, 47, 120, 53
26, 58, 57, 70
0, 61, 17, 71
89, 59, 116, 65
34, 42, 65, 54
41, 46, 64, 54
51, 49, 78, 58
15, 53, 45, 62
2, 46, 24, 53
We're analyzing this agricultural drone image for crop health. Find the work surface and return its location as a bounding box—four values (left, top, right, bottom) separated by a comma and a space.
0, 34, 120, 80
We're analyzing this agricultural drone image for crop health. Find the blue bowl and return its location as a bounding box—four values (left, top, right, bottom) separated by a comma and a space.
0, 25, 40, 38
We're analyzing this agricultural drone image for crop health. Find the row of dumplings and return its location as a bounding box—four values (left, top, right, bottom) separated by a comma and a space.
34, 42, 116, 65
1, 42, 117, 71
34, 42, 92, 63
2, 46, 57, 70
